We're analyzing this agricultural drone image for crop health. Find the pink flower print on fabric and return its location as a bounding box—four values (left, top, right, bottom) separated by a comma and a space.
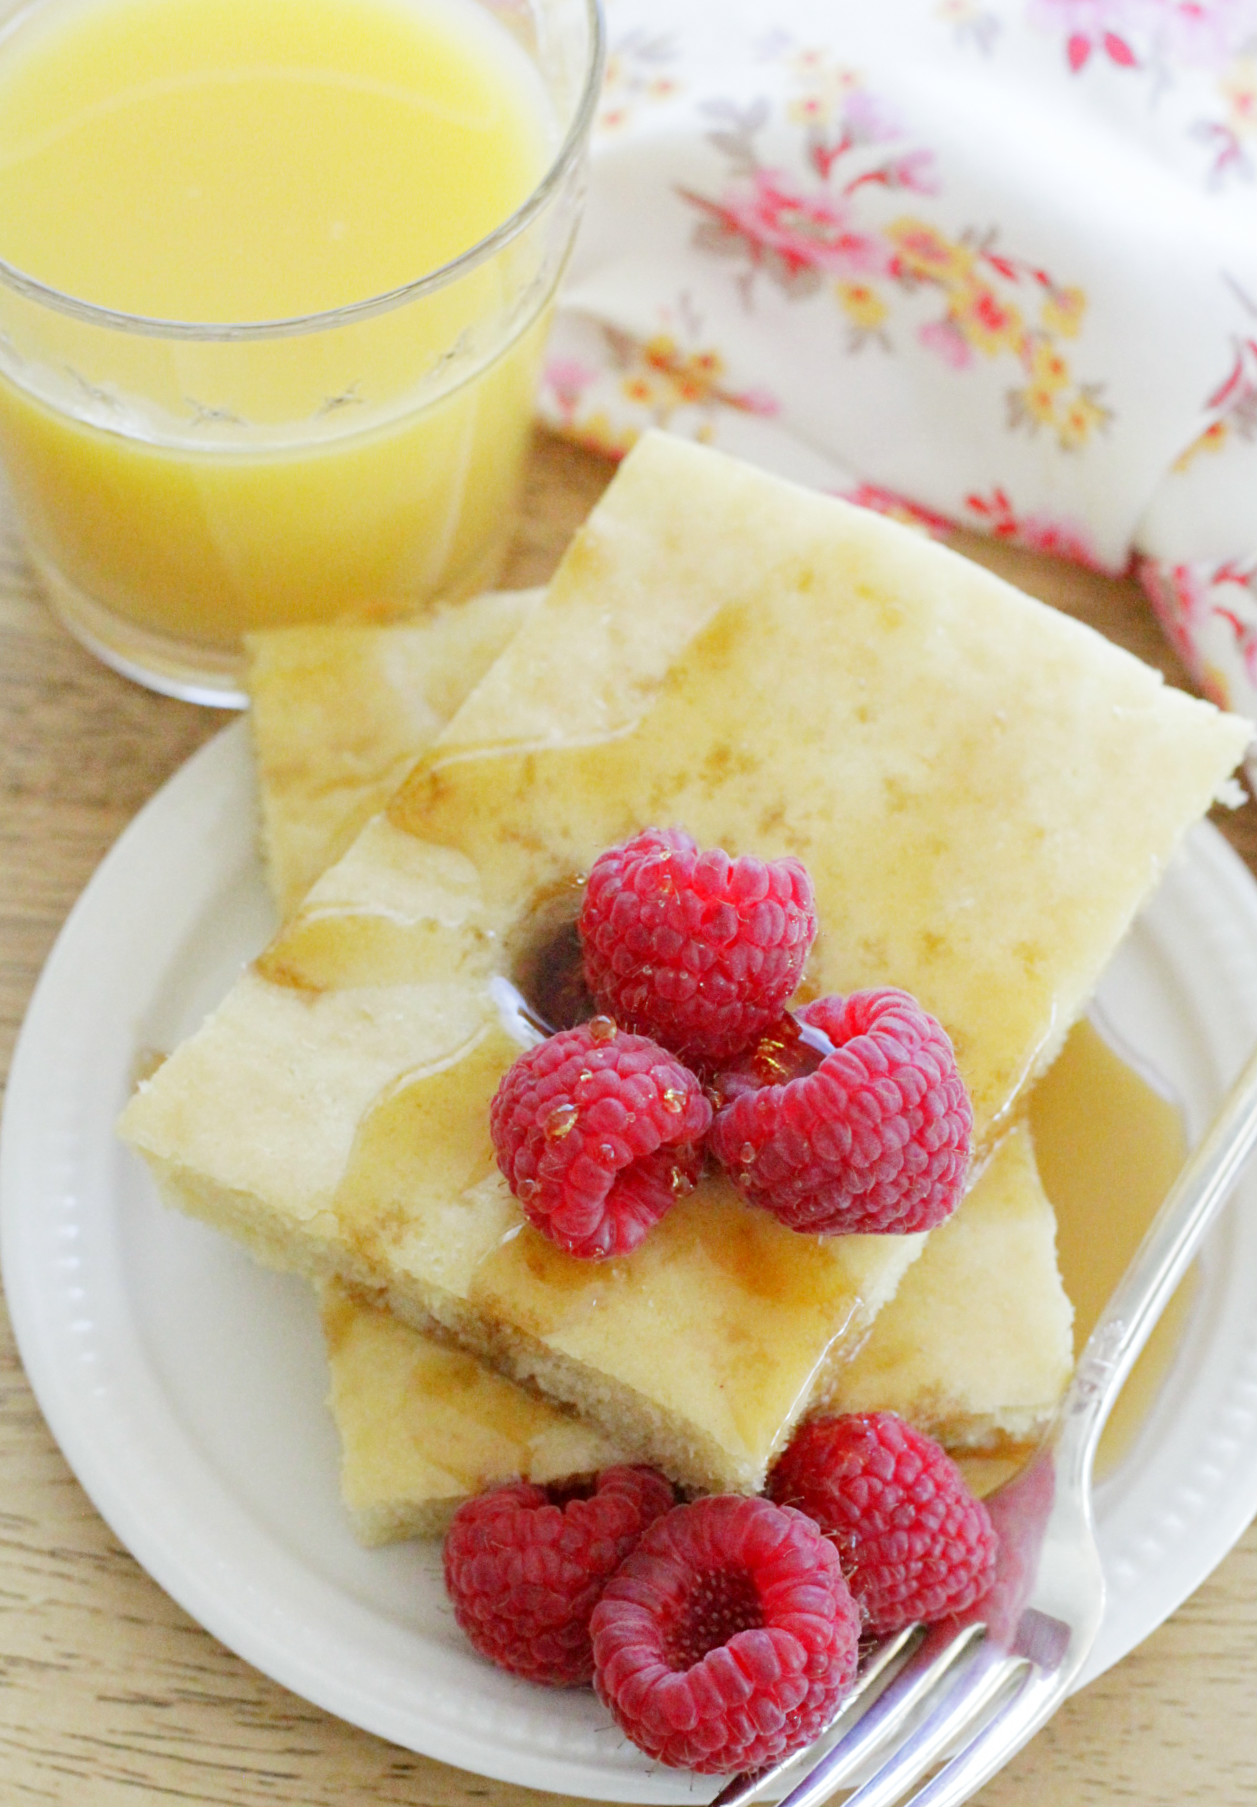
965, 486, 1111, 569
841, 484, 956, 537
687, 168, 894, 283
1172, 301, 1257, 467
684, 67, 942, 305
888, 219, 978, 283
1203, 55, 1257, 184
544, 293, 785, 462
598, 29, 682, 136
684, 70, 1110, 453
1139, 555, 1257, 716
1014, 510, 1110, 566
616, 329, 780, 424
1154, 0, 1257, 65
883, 218, 1112, 449
840, 478, 1114, 573
1027, 0, 1140, 69
1138, 558, 1214, 673
952, 279, 1025, 354
841, 86, 906, 145
543, 356, 599, 427
919, 316, 975, 368
1021, 2, 1257, 183
1026, 0, 1257, 72
859, 148, 941, 196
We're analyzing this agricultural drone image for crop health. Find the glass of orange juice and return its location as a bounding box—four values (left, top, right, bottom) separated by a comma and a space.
0, 0, 602, 703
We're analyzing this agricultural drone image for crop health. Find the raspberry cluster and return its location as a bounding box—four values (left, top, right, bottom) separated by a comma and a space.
443, 1416, 998, 1771
489, 827, 972, 1258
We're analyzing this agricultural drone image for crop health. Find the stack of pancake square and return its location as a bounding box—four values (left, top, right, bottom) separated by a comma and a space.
120, 434, 1250, 1541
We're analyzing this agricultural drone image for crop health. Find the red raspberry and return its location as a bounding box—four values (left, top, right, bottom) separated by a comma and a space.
590, 1495, 860, 1774
489, 1019, 712, 1259
768, 1413, 997, 1635
577, 829, 817, 1070
443, 1467, 675, 1686
708, 990, 972, 1234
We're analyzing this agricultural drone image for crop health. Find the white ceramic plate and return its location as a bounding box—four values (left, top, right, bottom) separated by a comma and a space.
4, 720, 1257, 1802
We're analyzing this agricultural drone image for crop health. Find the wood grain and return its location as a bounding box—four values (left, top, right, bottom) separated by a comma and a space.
0, 431, 1252, 1805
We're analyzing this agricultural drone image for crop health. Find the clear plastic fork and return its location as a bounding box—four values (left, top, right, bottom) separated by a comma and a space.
714, 1035, 1257, 1807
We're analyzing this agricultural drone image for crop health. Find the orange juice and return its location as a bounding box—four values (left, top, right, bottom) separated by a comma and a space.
0, 0, 587, 694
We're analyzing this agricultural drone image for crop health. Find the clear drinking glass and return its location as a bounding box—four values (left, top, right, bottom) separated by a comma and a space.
0, 0, 603, 703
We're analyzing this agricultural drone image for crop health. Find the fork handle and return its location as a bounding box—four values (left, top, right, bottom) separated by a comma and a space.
1062, 1037, 1257, 1480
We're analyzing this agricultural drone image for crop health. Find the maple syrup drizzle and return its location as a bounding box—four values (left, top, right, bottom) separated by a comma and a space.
285, 850, 1189, 1478
326, 1007, 1189, 1478
464, 1177, 883, 1463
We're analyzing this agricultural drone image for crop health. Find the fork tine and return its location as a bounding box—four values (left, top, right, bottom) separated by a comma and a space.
890, 1657, 1067, 1807
776, 1635, 1016, 1807
711, 1625, 924, 1807
783, 1622, 986, 1805
726, 1622, 988, 1807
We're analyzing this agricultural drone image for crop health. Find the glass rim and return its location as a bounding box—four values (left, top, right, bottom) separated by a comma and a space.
0, 0, 605, 342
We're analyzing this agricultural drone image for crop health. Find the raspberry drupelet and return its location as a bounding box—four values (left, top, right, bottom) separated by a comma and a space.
577, 828, 818, 1071
590, 1494, 861, 1773
768, 1413, 998, 1635
489, 1017, 712, 1259
709, 989, 973, 1234
444, 1467, 675, 1686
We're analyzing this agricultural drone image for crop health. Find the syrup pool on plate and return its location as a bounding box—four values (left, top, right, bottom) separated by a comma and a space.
963, 1019, 1190, 1495
1029, 1017, 1191, 1475
0, 0, 591, 697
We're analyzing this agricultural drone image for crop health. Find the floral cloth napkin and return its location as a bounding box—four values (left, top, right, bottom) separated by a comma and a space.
538, 0, 1257, 758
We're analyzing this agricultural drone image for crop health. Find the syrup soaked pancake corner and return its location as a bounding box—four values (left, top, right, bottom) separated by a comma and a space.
119, 432, 1252, 1496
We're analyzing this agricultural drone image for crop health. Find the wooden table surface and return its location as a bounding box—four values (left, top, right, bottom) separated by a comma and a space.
0, 431, 1253, 1806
